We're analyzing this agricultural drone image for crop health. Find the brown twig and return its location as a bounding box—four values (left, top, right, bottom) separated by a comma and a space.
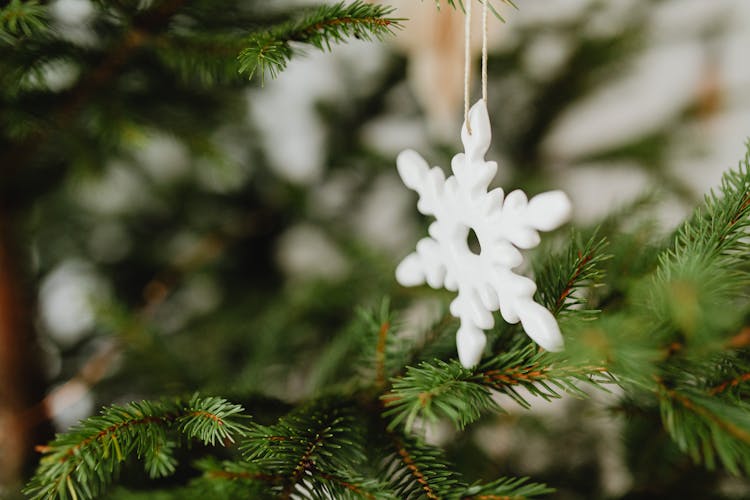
51, 408, 229, 462
726, 326, 750, 349
554, 250, 593, 314
280, 431, 327, 499
709, 373, 750, 395
293, 16, 395, 43
482, 366, 549, 387
390, 434, 439, 500
481, 364, 608, 388
659, 381, 750, 444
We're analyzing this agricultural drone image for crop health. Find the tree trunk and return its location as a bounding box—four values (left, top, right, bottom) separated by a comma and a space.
0, 210, 50, 491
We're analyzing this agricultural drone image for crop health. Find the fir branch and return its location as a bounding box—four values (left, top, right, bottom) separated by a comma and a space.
459, 476, 553, 500
240, 400, 376, 498
676, 349, 750, 397
237, 1, 401, 81
314, 470, 380, 500
153, 32, 248, 86
726, 327, 750, 349
0, 0, 47, 41
657, 382, 750, 475
379, 431, 548, 499
710, 372, 750, 396
193, 458, 281, 498
646, 156, 750, 344
25, 395, 247, 500
383, 433, 460, 499
384, 360, 498, 431
660, 152, 750, 275
347, 299, 417, 389
384, 344, 612, 430
534, 230, 609, 318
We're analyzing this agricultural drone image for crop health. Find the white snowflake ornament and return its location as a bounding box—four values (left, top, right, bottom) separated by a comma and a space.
396, 100, 572, 368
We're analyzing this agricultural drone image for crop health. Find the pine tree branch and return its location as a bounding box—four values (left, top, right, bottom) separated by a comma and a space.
25, 396, 247, 500
384, 360, 498, 430
645, 154, 750, 345
709, 372, 750, 396
237, 1, 401, 81
657, 380, 750, 474
378, 429, 550, 499
726, 327, 750, 349
395, 444, 439, 499
280, 429, 328, 499
459, 476, 553, 500
153, 32, 248, 85
384, 344, 612, 430
662, 152, 750, 270
385, 433, 451, 500
240, 401, 375, 498
534, 231, 609, 318
314, 469, 378, 500
0, 0, 47, 41
662, 385, 750, 443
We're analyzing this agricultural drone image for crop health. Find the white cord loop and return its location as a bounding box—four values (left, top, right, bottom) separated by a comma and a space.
464, 0, 490, 135
464, 0, 473, 134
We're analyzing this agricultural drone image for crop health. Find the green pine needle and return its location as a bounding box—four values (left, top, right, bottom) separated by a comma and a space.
534, 230, 610, 318
380, 432, 462, 498
0, 0, 47, 41
459, 476, 554, 499
384, 359, 498, 431
24, 395, 247, 500
658, 384, 750, 475
384, 344, 613, 430
646, 151, 750, 346
237, 1, 401, 82
238, 399, 379, 497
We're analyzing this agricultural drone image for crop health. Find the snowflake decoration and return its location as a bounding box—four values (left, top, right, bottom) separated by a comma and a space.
396, 100, 572, 368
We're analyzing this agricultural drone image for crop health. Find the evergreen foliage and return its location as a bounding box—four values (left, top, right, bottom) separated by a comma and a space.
0, 0, 46, 41
533, 230, 610, 318
3, 0, 750, 498
237, 1, 400, 81
24, 396, 246, 500
562, 155, 750, 475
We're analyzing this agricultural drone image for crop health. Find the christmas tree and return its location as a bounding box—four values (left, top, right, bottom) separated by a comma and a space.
2, 0, 750, 498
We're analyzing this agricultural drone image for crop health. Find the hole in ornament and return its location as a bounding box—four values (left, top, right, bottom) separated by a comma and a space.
467, 228, 481, 255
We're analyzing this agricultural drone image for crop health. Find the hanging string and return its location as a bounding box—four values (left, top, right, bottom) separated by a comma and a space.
481, 0, 488, 102
464, 0, 491, 134
464, 0, 473, 134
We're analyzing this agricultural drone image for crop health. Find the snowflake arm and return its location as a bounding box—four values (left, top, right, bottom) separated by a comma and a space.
396, 100, 572, 368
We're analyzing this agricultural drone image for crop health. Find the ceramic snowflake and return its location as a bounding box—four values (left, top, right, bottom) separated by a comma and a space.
396, 100, 572, 368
